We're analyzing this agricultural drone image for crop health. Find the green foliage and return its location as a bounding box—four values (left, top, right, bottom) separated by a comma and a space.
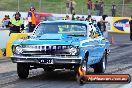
0, 0, 131, 16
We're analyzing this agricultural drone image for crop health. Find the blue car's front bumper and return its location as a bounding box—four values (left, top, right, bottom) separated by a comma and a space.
11, 55, 82, 65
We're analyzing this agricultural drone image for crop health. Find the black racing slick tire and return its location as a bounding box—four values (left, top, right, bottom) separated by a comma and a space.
93, 52, 107, 73
17, 63, 29, 79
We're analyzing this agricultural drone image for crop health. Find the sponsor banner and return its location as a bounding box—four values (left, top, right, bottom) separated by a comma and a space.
77, 74, 131, 85
112, 17, 130, 33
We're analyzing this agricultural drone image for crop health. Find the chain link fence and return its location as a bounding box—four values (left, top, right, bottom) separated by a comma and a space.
0, 0, 131, 17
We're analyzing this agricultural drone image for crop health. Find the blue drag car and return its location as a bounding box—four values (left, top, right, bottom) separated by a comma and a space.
11, 20, 110, 79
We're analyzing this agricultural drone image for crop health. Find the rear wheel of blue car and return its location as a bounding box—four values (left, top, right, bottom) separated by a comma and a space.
93, 52, 107, 73
17, 63, 29, 79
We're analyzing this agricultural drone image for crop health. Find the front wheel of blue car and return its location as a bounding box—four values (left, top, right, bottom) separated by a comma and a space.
93, 52, 107, 73
17, 63, 29, 79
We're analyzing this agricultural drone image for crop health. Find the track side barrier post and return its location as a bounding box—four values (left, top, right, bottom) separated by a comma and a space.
0, 49, 3, 58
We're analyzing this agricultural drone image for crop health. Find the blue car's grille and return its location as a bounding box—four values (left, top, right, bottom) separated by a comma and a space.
21, 45, 76, 56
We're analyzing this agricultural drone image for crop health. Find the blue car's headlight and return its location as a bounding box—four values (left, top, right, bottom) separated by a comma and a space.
69, 46, 79, 55
13, 45, 23, 54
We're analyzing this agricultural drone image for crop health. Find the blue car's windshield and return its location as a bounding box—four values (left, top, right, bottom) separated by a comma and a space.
34, 22, 87, 36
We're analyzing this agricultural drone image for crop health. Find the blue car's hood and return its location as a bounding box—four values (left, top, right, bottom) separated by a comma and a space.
38, 34, 67, 40
13, 34, 86, 46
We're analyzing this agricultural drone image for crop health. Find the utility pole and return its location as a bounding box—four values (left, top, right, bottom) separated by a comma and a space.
122, 0, 125, 17
39, 0, 41, 12
18, 0, 20, 11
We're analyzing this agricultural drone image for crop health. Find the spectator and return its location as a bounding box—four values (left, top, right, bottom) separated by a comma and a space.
65, 15, 71, 20
94, 1, 100, 16
87, 0, 93, 15
80, 16, 85, 21
111, 2, 116, 17
1, 15, 10, 28
71, 12, 76, 20
69, 0, 76, 14
8, 12, 24, 35
66, 0, 70, 14
99, 0, 104, 16
129, 16, 132, 41
27, 6, 37, 32
76, 16, 80, 21
98, 15, 108, 38
85, 15, 93, 22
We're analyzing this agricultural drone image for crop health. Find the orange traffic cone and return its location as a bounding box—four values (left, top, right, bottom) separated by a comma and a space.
110, 36, 115, 44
